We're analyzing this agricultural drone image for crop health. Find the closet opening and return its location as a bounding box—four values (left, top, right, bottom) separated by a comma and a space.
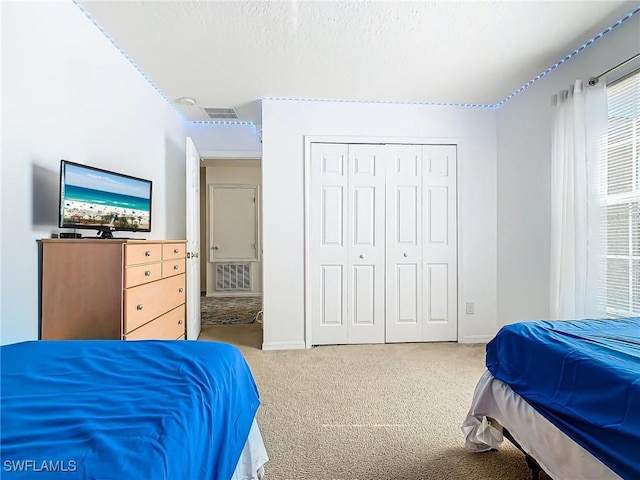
305, 139, 458, 347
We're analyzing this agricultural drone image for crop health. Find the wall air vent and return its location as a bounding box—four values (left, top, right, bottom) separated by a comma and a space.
215, 263, 252, 291
203, 107, 238, 120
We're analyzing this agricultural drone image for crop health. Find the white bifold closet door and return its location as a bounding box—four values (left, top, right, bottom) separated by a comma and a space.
310, 144, 386, 344
386, 145, 458, 342
310, 143, 457, 345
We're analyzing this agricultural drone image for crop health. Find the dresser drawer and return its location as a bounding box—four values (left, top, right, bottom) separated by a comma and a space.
124, 305, 185, 340
162, 258, 185, 278
125, 262, 162, 288
123, 274, 185, 333
163, 243, 185, 260
125, 244, 162, 266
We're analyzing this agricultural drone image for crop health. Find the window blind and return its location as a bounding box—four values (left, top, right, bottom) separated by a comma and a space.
602, 71, 640, 316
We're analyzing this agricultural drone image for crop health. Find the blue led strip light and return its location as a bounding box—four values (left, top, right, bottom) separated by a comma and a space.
494, 6, 640, 108
191, 121, 257, 126
263, 97, 495, 109
72, 1, 255, 126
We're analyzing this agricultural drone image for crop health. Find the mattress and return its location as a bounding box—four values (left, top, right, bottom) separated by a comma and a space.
485, 318, 640, 479
1, 340, 263, 480
462, 370, 619, 479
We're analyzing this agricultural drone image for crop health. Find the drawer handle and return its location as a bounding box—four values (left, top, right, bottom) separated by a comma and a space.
145, 250, 151, 257
179, 288, 184, 293
174, 248, 179, 254
178, 320, 183, 325
136, 304, 144, 311
144, 270, 151, 276
173, 265, 179, 270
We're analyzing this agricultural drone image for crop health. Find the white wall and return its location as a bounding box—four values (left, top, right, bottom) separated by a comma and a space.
262, 100, 498, 349
1, 1, 187, 345
0, 2, 4, 345
496, 12, 640, 327
187, 123, 262, 159
203, 159, 263, 296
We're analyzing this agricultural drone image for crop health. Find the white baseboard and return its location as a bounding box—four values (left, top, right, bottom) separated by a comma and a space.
459, 334, 494, 344
262, 341, 306, 351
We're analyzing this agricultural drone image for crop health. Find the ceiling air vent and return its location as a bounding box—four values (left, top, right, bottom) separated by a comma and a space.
202, 107, 238, 120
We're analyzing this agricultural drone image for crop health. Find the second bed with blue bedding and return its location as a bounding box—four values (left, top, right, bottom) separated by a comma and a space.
486, 317, 640, 479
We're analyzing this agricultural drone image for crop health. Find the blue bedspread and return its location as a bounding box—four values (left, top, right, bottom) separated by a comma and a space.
486, 318, 640, 479
1, 340, 260, 480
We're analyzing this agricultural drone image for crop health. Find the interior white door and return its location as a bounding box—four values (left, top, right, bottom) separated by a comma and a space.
385, 144, 424, 343
346, 145, 385, 344
422, 145, 457, 341
310, 143, 349, 344
209, 185, 258, 261
185, 137, 201, 340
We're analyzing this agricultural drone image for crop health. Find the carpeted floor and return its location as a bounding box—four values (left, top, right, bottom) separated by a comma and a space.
198, 326, 546, 480
200, 296, 262, 325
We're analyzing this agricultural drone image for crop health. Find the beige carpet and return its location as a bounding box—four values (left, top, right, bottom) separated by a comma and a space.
199, 326, 542, 480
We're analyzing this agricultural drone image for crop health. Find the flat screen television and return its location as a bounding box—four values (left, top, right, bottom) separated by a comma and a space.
58, 160, 152, 239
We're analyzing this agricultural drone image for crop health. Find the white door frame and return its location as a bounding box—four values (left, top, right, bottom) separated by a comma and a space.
303, 135, 462, 349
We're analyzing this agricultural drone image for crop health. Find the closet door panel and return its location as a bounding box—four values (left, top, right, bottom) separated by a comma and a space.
422, 145, 458, 341
310, 143, 349, 345
347, 145, 385, 344
385, 144, 424, 343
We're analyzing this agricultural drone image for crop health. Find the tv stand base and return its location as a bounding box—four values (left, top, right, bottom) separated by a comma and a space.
96, 228, 114, 239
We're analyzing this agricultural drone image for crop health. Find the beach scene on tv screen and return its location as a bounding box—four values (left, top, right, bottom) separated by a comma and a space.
61, 164, 151, 231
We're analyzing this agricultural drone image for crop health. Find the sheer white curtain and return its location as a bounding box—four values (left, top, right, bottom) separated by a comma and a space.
550, 80, 607, 320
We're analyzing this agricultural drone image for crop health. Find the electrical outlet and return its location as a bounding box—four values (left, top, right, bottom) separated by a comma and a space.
465, 302, 474, 315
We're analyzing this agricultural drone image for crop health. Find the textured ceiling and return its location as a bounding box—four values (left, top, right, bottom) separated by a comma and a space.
76, 1, 638, 123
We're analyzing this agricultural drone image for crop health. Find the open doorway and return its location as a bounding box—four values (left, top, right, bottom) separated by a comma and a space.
198, 158, 263, 348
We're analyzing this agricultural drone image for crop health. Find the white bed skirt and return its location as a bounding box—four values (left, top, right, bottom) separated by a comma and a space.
231, 419, 269, 480
462, 370, 619, 480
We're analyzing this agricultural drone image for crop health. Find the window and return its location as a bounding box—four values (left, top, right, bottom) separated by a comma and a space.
602, 71, 640, 316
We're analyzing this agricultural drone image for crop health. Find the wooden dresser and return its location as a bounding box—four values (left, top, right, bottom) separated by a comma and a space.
39, 239, 187, 340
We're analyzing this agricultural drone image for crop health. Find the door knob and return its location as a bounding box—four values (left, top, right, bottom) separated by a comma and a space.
213, 246, 219, 250
359, 254, 365, 259
403, 253, 408, 257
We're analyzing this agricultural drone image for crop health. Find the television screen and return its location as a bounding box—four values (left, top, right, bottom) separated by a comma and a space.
59, 160, 152, 236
